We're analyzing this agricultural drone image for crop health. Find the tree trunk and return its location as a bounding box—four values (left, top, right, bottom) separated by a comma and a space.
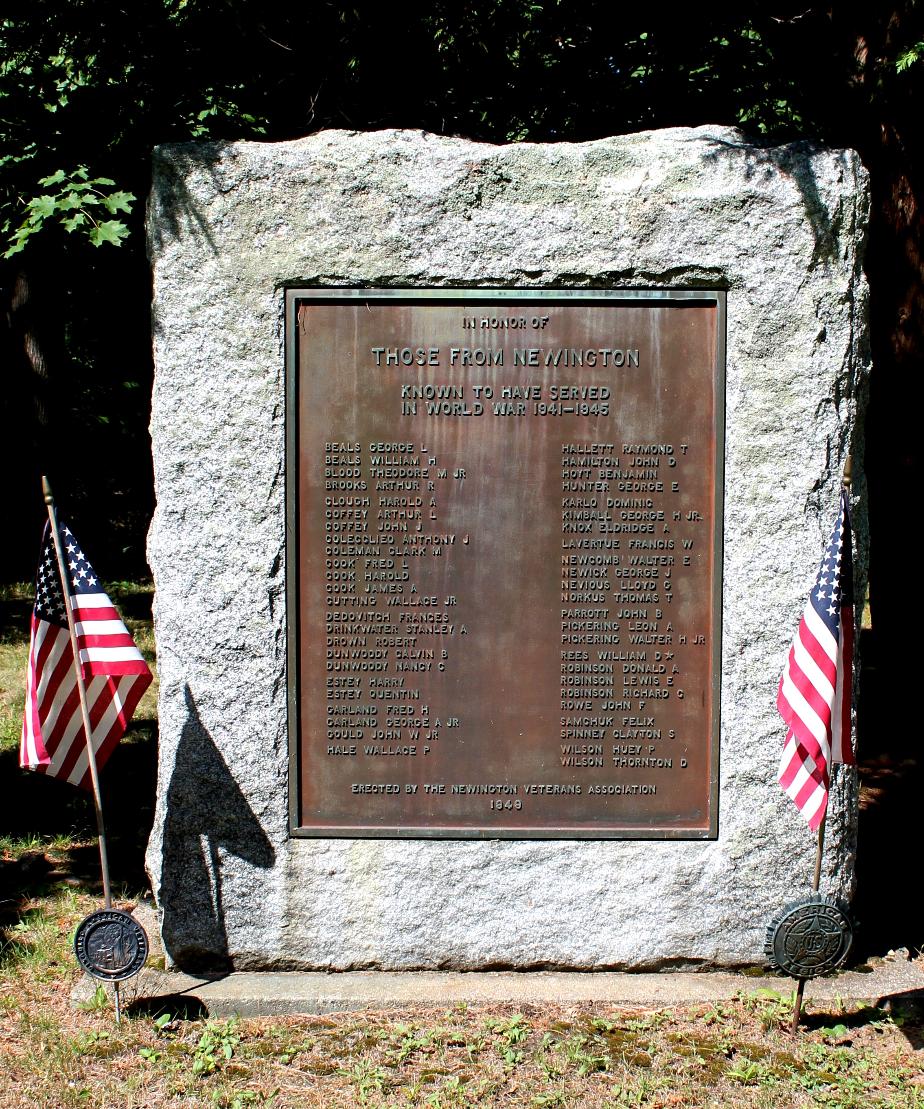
2, 258, 56, 576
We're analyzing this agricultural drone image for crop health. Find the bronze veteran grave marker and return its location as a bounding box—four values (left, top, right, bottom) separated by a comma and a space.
287, 290, 724, 838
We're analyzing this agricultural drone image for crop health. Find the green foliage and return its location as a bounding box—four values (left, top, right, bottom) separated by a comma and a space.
3, 166, 134, 257
338, 1059, 390, 1103
1, 2, 922, 582
896, 42, 924, 73
423, 1073, 468, 1108
0, 906, 59, 972
4, 3, 917, 261
210, 1090, 277, 1109
191, 1019, 242, 1077
77, 984, 110, 1013
485, 1012, 530, 1066
558, 1031, 609, 1075
0, 4, 271, 264
531, 1091, 567, 1108
739, 987, 797, 1032
725, 1056, 778, 1086
817, 1021, 850, 1041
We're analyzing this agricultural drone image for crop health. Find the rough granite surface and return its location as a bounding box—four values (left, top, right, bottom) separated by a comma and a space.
146, 127, 869, 971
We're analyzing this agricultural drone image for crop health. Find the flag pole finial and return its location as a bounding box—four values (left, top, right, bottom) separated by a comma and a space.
842, 454, 852, 489
41, 474, 54, 506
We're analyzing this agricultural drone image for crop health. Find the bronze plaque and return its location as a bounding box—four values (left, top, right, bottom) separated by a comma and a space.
287, 290, 724, 838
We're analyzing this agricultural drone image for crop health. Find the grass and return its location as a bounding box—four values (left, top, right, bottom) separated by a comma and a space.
0, 581, 158, 894
0, 580, 158, 757
0, 583, 31, 753
1, 581, 923, 1106
1, 934, 923, 1109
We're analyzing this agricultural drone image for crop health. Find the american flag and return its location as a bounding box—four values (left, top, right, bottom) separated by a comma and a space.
777, 489, 855, 830
20, 522, 152, 790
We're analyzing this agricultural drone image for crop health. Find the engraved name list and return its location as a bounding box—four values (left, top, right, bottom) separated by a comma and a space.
288, 291, 724, 838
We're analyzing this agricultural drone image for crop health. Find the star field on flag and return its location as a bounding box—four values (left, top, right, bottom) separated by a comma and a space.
776, 489, 855, 830
20, 522, 152, 790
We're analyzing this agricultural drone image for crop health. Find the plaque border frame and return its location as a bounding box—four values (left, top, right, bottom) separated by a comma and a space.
285, 288, 725, 840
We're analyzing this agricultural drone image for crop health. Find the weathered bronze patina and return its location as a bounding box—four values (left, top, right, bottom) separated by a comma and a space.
74, 909, 149, 982
766, 895, 854, 978
287, 290, 724, 838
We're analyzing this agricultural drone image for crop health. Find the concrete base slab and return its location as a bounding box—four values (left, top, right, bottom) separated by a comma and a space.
75, 955, 924, 1018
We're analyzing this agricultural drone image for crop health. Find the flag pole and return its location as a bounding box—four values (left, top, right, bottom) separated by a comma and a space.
41, 477, 113, 911
791, 456, 852, 1035
791, 812, 826, 1033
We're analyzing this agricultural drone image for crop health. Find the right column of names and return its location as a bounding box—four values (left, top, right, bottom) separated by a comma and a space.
560, 434, 708, 806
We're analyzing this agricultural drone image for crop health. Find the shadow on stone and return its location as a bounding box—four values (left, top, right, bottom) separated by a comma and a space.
125, 993, 210, 1021
148, 145, 224, 257
704, 136, 847, 267
159, 685, 275, 973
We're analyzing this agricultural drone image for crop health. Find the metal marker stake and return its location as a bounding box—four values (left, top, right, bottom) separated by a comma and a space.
791, 813, 826, 1033
42, 477, 113, 910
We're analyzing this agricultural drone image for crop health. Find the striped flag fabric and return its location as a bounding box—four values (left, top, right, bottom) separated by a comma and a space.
777, 489, 855, 830
20, 522, 152, 790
